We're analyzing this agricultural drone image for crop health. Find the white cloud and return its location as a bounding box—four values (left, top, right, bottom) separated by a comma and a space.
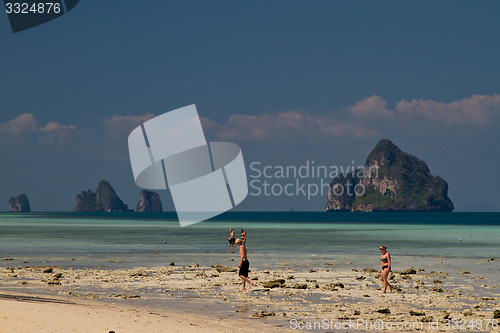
395, 94, 500, 126
0, 114, 76, 142
101, 114, 155, 138
208, 110, 378, 142
0, 113, 38, 135
39, 122, 76, 133
347, 95, 394, 118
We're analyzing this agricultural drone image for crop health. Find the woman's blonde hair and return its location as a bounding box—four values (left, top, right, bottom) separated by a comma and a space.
379, 245, 388, 251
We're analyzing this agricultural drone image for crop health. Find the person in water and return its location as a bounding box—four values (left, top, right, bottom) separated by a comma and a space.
379, 245, 393, 293
240, 229, 246, 245
235, 238, 252, 291
227, 228, 235, 248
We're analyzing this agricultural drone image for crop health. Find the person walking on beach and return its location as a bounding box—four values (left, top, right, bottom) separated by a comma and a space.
235, 238, 252, 291
240, 229, 246, 245
379, 245, 393, 293
227, 228, 235, 248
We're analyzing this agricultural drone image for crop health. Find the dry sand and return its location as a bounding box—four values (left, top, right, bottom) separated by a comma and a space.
1, 259, 499, 332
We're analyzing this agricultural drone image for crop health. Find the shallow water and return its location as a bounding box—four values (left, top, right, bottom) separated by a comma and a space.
0, 212, 499, 278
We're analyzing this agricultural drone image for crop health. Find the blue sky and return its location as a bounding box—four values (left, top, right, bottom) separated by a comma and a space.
1, 1, 499, 211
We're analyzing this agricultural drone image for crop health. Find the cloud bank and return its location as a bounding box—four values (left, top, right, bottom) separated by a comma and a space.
202, 94, 500, 143
1, 93, 498, 151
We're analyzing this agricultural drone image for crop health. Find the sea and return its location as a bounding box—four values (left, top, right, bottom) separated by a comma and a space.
1, 212, 499, 277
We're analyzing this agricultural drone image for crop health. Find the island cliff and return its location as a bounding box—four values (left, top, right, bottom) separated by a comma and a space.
8, 194, 31, 213
326, 139, 454, 212
74, 180, 129, 212
136, 190, 163, 212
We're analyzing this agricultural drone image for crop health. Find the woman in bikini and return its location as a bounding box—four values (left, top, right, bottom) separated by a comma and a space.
379, 245, 393, 293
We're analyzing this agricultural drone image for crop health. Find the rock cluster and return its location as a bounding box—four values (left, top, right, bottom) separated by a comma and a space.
136, 190, 162, 212
74, 180, 128, 212
326, 139, 454, 212
8, 194, 31, 212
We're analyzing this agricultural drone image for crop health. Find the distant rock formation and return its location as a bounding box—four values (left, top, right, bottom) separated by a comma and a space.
74, 190, 97, 212
74, 180, 129, 212
8, 194, 31, 213
136, 190, 163, 212
326, 139, 454, 212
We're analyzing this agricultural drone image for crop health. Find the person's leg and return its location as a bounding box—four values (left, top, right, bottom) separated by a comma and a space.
244, 276, 252, 289
239, 275, 252, 291
386, 270, 393, 292
239, 275, 246, 291
381, 269, 392, 293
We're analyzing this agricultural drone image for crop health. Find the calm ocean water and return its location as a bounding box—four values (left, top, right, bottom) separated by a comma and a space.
0, 212, 499, 275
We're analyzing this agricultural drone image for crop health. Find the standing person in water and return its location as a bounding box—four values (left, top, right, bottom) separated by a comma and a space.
235, 238, 252, 291
227, 228, 235, 248
240, 229, 246, 245
379, 245, 393, 293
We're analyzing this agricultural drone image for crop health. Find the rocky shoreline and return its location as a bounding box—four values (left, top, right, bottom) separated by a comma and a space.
1, 258, 499, 332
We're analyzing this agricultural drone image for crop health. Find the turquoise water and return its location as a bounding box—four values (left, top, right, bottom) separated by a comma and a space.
0, 212, 499, 274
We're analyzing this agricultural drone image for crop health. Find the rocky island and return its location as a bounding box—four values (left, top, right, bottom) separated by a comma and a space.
8, 194, 31, 213
326, 139, 454, 212
136, 190, 163, 212
74, 180, 129, 212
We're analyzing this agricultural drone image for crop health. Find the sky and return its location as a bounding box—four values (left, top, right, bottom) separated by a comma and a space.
1, 1, 499, 212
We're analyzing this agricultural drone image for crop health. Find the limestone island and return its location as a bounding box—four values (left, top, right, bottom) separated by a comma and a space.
74, 180, 129, 212
326, 139, 454, 212
136, 190, 163, 212
8, 194, 31, 213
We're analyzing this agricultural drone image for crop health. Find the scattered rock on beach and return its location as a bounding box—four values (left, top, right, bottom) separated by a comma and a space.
289, 283, 308, 289
263, 279, 285, 288
42, 268, 53, 273
252, 310, 275, 318
323, 284, 338, 291
107, 294, 140, 299
212, 265, 237, 273
431, 287, 444, 292
400, 267, 417, 275
375, 308, 390, 314
130, 271, 149, 277
494, 310, 500, 319
410, 310, 425, 316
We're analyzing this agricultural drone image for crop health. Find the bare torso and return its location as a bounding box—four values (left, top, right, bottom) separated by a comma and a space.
240, 245, 247, 261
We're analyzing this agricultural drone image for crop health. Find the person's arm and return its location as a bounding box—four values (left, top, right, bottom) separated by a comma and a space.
387, 253, 391, 268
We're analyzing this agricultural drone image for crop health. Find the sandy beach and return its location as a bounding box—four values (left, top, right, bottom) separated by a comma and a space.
1, 257, 499, 332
